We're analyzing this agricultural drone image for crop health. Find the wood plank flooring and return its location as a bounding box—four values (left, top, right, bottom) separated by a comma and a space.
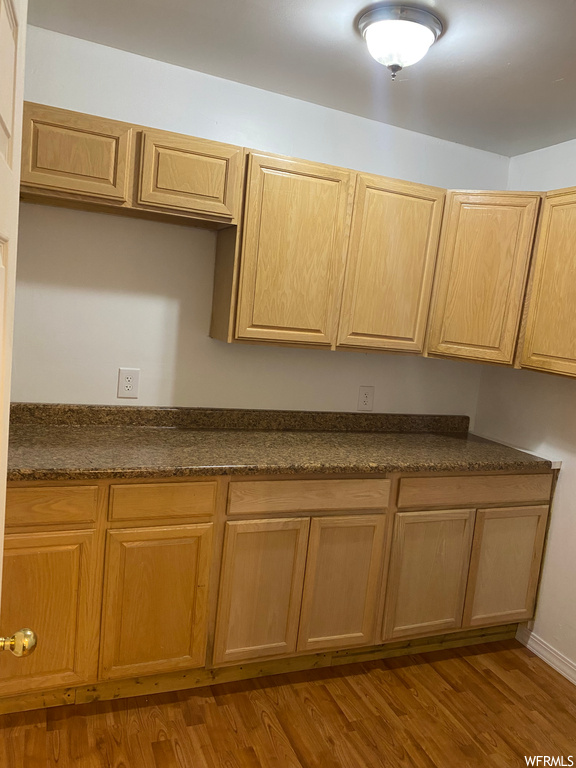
0, 640, 573, 767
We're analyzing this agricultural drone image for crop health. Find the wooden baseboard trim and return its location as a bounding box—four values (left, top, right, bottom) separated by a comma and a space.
516, 624, 576, 685
0, 687, 75, 715
0, 624, 517, 715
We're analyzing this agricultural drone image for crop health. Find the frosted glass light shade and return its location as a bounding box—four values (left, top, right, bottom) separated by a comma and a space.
358, 6, 443, 77
365, 19, 435, 68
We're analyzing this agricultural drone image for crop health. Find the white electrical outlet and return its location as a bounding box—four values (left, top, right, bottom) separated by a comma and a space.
117, 368, 140, 399
358, 385, 374, 411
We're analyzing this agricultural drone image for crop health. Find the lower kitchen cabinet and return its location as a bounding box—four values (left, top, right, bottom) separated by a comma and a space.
383, 508, 476, 640
0, 471, 555, 709
100, 523, 213, 679
297, 515, 386, 652
213, 518, 310, 664
463, 506, 549, 626
0, 530, 100, 696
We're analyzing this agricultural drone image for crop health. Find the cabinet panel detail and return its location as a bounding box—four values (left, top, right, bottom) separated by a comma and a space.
428, 192, 540, 363
338, 174, 444, 351
235, 153, 352, 345
110, 481, 217, 522
464, 506, 548, 626
6, 485, 99, 527
0, 530, 99, 695
213, 518, 310, 664
521, 188, 576, 376
298, 515, 386, 651
21, 102, 132, 202
228, 479, 390, 516
383, 508, 475, 640
138, 130, 243, 220
398, 474, 553, 509
100, 524, 213, 679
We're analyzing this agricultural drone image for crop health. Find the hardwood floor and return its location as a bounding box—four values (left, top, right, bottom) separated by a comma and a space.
0, 640, 573, 767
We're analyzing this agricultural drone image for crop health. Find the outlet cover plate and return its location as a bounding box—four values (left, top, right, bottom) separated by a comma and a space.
117, 368, 140, 399
358, 385, 374, 411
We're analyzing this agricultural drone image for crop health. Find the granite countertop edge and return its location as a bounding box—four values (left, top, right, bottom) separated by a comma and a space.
7, 455, 553, 483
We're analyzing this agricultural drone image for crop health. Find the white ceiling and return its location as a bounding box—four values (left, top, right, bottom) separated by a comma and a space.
28, 0, 576, 156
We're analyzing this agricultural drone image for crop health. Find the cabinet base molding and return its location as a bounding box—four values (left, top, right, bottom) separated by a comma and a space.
0, 623, 517, 716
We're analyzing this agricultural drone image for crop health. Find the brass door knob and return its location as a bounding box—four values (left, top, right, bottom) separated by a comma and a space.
0, 628, 37, 657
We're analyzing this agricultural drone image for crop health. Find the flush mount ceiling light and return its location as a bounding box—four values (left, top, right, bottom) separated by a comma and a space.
357, 5, 443, 80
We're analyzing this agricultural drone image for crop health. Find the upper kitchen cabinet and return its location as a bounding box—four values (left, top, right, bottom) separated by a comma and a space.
21, 102, 133, 203
137, 129, 244, 223
234, 152, 353, 346
427, 192, 541, 364
20, 102, 245, 227
337, 174, 445, 353
520, 187, 576, 377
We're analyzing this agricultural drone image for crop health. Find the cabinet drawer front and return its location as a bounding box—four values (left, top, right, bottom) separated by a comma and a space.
228, 479, 390, 516
110, 482, 217, 522
463, 506, 549, 627
398, 474, 553, 509
6, 486, 99, 527
21, 103, 132, 202
138, 130, 243, 220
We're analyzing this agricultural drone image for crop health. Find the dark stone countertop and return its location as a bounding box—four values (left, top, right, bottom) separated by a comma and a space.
7, 424, 552, 482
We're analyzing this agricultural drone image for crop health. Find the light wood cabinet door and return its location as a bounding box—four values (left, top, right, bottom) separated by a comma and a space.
100, 524, 213, 680
383, 509, 475, 640
521, 187, 576, 377
213, 518, 310, 664
235, 153, 353, 346
21, 102, 132, 203
138, 129, 244, 221
463, 506, 548, 627
338, 174, 445, 352
297, 515, 386, 652
427, 192, 540, 363
0, 530, 100, 696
